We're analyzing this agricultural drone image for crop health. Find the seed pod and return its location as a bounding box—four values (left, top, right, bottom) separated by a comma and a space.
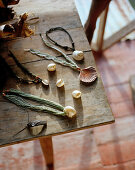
64, 106, 76, 118
73, 50, 84, 61
72, 90, 81, 99
42, 79, 49, 86
56, 79, 64, 87
47, 63, 56, 71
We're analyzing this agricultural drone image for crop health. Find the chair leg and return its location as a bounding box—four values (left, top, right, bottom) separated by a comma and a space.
39, 136, 54, 170
96, 5, 109, 52
130, 75, 135, 105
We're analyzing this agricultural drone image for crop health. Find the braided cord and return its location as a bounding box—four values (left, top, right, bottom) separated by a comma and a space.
0, 55, 35, 83
40, 34, 79, 69
46, 27, 75, 51
4, 94, 65, 116
9, 51, 39, 80
28, 49, 78, 70
8, 88, 64, 111
8, 51, 42, 84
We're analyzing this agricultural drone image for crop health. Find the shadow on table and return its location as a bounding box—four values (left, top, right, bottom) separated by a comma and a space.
0, 56, 9, 93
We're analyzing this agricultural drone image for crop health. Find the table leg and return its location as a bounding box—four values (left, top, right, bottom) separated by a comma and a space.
39, 136, 54, 170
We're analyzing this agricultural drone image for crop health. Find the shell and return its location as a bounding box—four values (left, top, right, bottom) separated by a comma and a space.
72, 90, 81, 99
56, 79, 64, 87
79, 66, 97, 83
42, 79, 49, 86
47, 63, 56, 71
72, 50, 84, 61
64, 106, 76, 118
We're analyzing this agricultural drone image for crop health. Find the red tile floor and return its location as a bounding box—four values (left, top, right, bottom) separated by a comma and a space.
0, 40, 135, 170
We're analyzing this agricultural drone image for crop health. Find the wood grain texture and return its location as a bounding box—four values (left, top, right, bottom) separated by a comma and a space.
0, 0, 114, 147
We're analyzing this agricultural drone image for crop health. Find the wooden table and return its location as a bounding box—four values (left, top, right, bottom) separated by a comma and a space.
0, 0, 114, 168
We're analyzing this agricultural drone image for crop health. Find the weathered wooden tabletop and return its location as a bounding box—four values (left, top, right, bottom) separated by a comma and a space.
0, 0, 114, 147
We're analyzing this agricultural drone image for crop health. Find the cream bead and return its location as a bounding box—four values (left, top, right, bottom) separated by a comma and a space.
56, 79, 64, 87
72, 50, 84, 61
42, 79, 49, 86
64, 106, 76, 118
47, 63, 56, 71
72, 90, 81, 99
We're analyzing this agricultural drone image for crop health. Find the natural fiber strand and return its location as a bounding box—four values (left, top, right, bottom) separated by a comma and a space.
8, 89, 64, 111
40, 34, 78, 68
4, 93, 65, 116
27, 49, 77, 69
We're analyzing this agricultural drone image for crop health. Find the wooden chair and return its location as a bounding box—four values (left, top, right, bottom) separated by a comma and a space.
91, 0, 135, 52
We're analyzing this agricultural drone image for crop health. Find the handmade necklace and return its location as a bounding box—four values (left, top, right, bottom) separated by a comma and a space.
25, 34, 97, 84
2, 88, 76, 118
6, 51, 49, 86
46, 26, 87, 61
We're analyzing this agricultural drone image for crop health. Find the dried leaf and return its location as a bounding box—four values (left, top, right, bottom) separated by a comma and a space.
0, 13, 35, 39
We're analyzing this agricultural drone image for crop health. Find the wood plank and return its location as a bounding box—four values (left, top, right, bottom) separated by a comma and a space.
40, 136, 54, 169
0, 51, 114, 147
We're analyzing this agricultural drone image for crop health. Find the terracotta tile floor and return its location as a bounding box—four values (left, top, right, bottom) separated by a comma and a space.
0, 40, 135, 170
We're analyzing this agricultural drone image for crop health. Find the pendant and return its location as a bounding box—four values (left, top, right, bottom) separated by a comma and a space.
72, 50, 84, 61
12, 120, 47, 138
29, 125, 45, 136
27, 120, 47, 136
